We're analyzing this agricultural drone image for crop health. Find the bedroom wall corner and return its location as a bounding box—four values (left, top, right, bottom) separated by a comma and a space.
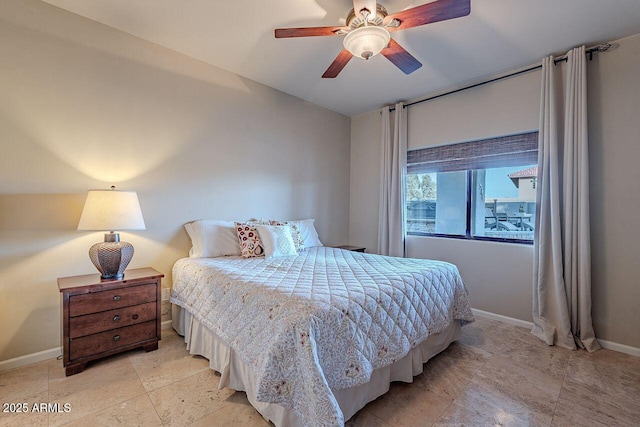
349, 110, 382, 253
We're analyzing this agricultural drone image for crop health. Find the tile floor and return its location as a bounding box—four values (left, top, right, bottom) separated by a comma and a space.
1, 315, 639, 426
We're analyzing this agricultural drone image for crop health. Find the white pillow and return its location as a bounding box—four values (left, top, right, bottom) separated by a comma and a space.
289, 219, 323, 248
184, 220, 241, 258
256, 225, 297, 258
268, 220, 305, 252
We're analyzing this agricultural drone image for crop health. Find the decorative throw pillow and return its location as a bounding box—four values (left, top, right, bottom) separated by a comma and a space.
234, 222, 265, 258
256, 225, 297, 258
269, 220, 305, 252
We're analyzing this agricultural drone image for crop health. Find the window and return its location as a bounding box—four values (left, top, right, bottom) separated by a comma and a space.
406, 132, 538, 243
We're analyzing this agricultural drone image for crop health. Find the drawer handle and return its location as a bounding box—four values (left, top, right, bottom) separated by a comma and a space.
113, 315, 121, 321
113, 295, 121, 301
132, 314, 139, 320
113, 335, 121, 342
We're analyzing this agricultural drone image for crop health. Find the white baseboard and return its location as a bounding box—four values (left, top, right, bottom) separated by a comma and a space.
471, 308, 640, 358
0, 347, 61, 372
161, 319, 173, 330
598, 339, 640, 357
471, 308, 534, 329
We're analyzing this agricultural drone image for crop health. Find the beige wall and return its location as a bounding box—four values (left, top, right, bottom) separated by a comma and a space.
0, 0, 351, 362
407, 69, 541, 149
587, 34, 640, 348
349, 111, 383, 253
350, 34, 640, 348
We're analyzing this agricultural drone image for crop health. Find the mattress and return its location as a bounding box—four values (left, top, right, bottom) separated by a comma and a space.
171, 247, 474, 426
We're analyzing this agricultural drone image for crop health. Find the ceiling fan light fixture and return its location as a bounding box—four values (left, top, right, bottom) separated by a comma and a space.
343, 26, 390, 60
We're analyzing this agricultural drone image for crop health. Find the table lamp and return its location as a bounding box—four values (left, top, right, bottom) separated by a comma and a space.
77, 187, 146, 280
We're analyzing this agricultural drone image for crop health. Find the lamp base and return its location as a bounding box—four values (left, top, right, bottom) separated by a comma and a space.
88, 233, 134, 280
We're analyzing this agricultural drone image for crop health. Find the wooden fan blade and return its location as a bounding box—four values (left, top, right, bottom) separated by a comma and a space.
382, 39, 422, 74
353, 0, 377, 17
385, 0, 471, 31
275, 26, 347, 38
322, 49, 353, 78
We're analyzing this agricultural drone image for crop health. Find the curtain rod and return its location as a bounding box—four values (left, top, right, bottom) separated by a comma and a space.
388, 42, 614, 112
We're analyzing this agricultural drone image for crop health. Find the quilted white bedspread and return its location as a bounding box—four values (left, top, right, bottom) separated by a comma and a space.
171, 247, 474, 426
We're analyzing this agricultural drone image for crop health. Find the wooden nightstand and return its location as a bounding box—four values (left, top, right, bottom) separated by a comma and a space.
333, 245, 366, 252
57, 267, 164, 376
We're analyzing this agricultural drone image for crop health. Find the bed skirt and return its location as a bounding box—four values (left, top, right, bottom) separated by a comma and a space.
172, 304, 461, 426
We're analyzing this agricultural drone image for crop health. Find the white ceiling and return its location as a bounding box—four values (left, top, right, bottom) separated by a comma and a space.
42, 0, 640, 117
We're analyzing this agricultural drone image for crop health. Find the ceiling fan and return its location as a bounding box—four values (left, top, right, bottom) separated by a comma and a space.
275, 0, 471, 78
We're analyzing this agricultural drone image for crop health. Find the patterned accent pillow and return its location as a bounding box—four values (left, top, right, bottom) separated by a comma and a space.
256, 225, 297, 258
269, 220, 305, 252
234, 222, 265, 258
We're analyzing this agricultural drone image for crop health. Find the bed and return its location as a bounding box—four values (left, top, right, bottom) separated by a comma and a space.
171, 246, 474, 426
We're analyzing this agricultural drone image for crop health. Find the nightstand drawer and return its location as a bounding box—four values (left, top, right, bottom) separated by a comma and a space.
69, 283, 156, 317
69, 302, 157, 338
70, 320, 157, 360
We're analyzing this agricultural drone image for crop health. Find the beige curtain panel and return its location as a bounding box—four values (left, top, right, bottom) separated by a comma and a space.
378, 102, 407, 257
532, 46, 600, 352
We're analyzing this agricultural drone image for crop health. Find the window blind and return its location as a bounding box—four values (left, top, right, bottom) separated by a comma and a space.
407, 131, 538, 174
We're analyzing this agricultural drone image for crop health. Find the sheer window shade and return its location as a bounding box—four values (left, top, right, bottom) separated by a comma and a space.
407, 131, 538, 173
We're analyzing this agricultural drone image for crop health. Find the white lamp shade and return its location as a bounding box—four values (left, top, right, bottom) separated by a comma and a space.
77, 190, 146, 231
343, 26, 390, 60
